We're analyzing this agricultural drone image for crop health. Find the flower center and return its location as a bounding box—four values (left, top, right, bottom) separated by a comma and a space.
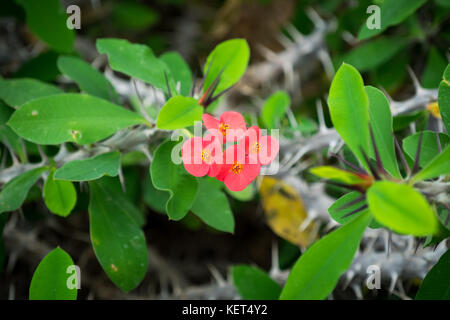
201, 149, 211, 163
219, 123, 230, 136
231, 163, 243, 175
250, 142, 261, 154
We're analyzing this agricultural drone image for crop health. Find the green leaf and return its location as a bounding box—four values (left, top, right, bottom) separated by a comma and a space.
44, 168, 77, 217
15, 0, 75, 53
150, 140, 198, 220
15, 51, 60, 82
144, 173, 170, 213
156, 96, 202, 130
54, 151, 120, 181
57, 55, 118, 102
112, 2, 159, 31
225, 183, 255, 201
403, 131, 450, 168
0, 78, 62, 108
366, 86, 401, 178
203, 39, 250, 94
310, 166, 365, 184
280, 211, 371, 300
438, 63, 450, 133
0, 167, 48, 214
0, 101, 26, 162
191, 178, 235, 233
159, 52, 192, 96
29, 247, 77, 300
8, 94, 146, 145
422, 47, 448, 89
358, 0, 428, 40
327, 63, 370, 170
96, 38, 174, 94
412, 145, 450, 183
339, 38, 407, 72
367, 181, 438, 236
261, 91, 291, 129
415, 249, 450, 300
232, 265, 282, 300
89, 179, 148, 292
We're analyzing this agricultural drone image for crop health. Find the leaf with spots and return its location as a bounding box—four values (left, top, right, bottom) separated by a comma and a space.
89, 179, 148, 292
7, 94, 147, 145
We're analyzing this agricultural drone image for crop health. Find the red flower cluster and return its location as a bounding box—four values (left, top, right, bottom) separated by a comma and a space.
181, 111, 279, 191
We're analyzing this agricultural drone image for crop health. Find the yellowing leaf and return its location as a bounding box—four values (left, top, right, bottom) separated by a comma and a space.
310, 166, 366, 185
259, 177, 317, 248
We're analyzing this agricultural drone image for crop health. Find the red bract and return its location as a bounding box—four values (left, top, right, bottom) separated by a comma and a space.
181, 134, 222, 177
242, 126, 279, 165
202, 111, 247, 144
216, 144, 261, 192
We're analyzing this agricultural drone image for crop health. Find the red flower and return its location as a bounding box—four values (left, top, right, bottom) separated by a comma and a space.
202, 111, 247, 144
216, 144, 261, 192
181, 134, 222, 177
242, 126, 279, 165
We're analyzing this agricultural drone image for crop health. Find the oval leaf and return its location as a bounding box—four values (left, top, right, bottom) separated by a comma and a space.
327, 63, 370, 170
310, 166, 366, 184
232, 265, 281, 300
54, 151, 120, 181
280, 211, 372, 300
403, 131, 450, 168
89, 179, 148, 292
0, 167, 48, 214
261, 91, 291, 129
29, 247, 77, 300
150, 140, 198, 220
44, 168, 77, 217
438, 63, 450, 133
0, 78, 62, 108
57, 55, 118, 102
415, 249, 450, 300
367, 181, 438, 236
203, 39, 250, 94
412, 145, 450, 183
8, 94, 146, 145
191, 178, 235, 233
156, 96, 202, 130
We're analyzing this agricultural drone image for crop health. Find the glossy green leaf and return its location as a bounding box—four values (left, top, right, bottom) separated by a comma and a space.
159, 52, 192, 96
232, 265, 281, 300
280, 211, 371, 300
15, 0, 74, 53
8, 94, 146, 145
0, 78, 62, 108
416, 249, 450, 300
327, 63, 370, 170
57, 55, 118, 102
367, 181, 438, 236
29, 247, 77, 300
89, 179, 148, 292
150, 140, 198, 220
340, 38, 407, 72
96, 38, 174, 94
403, 131, 450, 168
438, 63, 450, 133
15, 51, 60, 82
310, 166, 365, 184
261, 91, 291, 129
412, 145, 450, 183
144, 173, 170, 213
44, 168, 77, 217
156, 96, 202, 130
358, 0, 428, 40
0, 167, 48, 214
366, 86, 401, 178
191, 178, 234, 233
203, 39, 250, 94
54, 151, 120, 181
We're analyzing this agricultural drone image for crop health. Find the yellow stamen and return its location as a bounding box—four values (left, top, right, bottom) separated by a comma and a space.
231, 163, 243, 175
250, 142, 261, 154
201, 150, 211, 163
219, 123, 230, 136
